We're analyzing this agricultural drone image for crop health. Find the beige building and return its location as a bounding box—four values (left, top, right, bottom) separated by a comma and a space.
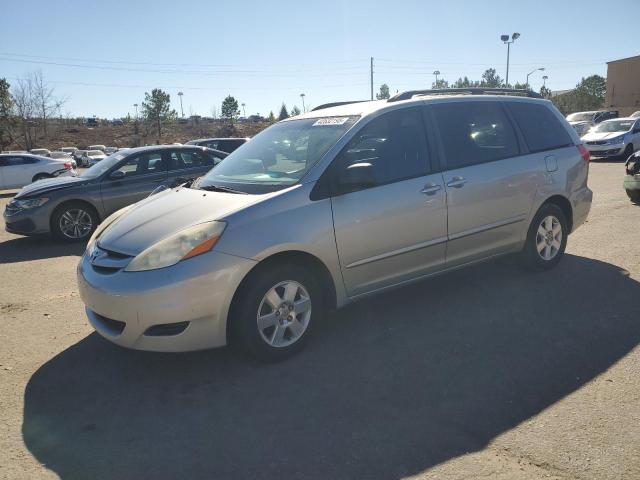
605, 55, 640, 116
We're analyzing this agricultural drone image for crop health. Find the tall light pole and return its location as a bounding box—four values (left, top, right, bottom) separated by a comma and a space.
300, 93, 306, 112
370, 57, 374, 100
542, 75, 548, 87
433, 70, 441, 88
241, 103, 246, 117
526, 67, 545, 89
133, 103, 138, 119
177, 91, 184, 118
501, 32, 520, 87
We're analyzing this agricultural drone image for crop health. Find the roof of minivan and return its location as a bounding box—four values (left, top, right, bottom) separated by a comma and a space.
292, 94, 550, 120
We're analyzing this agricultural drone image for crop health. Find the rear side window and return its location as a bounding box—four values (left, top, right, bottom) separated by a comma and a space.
432, 101, 519, 169
507, 102, 573, 153
334, 107, 430, 187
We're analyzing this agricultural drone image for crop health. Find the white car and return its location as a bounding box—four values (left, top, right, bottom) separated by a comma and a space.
566, 111, 618, 137
582, 118, 640, 159
81, 150, 107, 167
29, 148, 51, 157
60, 147, 77, 155
0, 153, 76, 189
88, 144, 106, 152
50, 151, 77, 169
630, 111, 640, 119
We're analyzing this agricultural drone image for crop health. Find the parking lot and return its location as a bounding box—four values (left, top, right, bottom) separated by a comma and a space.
0, 161, 638, 479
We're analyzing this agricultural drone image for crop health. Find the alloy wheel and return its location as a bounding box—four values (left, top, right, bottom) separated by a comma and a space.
256, 280, 312, 348
536, 215, 562, 261
59, 208, 93, 240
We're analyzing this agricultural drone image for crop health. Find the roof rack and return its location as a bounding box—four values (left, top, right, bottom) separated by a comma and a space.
388, 88, 542, 102
311, 100, 369, 111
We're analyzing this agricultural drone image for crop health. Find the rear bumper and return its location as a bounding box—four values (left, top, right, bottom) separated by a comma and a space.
570, 186, 592, 232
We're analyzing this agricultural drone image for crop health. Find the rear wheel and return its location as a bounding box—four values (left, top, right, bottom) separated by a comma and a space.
521, 203, 568, 271
230, 264, 322, 362
51, 202, 98, 242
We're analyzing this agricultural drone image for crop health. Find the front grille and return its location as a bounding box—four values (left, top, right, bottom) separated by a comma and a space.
5, 218, 36, 233
587, 140, 607, 145
90, 245, 133, 273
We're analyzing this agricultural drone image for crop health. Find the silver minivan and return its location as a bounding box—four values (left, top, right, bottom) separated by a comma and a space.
77, 89, 593, 361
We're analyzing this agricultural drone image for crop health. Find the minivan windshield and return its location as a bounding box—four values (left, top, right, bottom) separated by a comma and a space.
81, 152, 127, 179
592, 120, 633, 133
199, 116, 358, 193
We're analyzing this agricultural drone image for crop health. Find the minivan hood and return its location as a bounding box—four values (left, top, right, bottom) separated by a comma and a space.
15, 175, 88, 199
98, 187, 263, 255
582, 131, 627, 141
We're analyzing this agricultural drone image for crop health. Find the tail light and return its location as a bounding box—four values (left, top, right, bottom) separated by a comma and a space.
577, 144, 590, 163
63, 161, 72, 170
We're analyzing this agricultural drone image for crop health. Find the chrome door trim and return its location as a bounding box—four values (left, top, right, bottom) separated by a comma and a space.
345, 235, 448, 269
448, 214, 527, 241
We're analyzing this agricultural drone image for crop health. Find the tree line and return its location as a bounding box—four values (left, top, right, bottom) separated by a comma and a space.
375, 68, 607, 115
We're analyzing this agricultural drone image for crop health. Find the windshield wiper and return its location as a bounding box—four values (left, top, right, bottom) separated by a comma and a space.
199, 184, 248, 194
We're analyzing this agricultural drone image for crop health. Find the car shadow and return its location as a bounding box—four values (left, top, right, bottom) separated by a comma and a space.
22, 254, 640, 479
0, 236, 85, 263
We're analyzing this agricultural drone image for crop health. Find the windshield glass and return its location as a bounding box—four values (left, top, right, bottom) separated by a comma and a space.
81, 152, 127, 179
593, 120, 633, 133
567, 112, 595, 122
199, 116, 358, 193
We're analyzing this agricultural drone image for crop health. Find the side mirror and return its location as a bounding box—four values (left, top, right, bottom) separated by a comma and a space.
109, 170, 126, 180
337, 162, 376, 194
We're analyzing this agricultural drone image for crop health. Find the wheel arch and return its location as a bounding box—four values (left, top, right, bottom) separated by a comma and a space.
32, 172, 52, 182
49, 199, 102, 233
227, 250, 338, 343
542, 194, 573, 233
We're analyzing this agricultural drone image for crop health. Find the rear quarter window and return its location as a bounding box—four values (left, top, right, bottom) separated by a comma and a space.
507, 102, 573, 153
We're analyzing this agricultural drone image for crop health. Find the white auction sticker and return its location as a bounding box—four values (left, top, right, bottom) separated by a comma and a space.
312, 117, 350, 126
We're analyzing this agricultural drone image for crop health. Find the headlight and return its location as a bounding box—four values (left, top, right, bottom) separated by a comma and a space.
606, 135, 625, 144
125, 221, 226, 272
87, 205, 133, 246
12, 198, 49, 210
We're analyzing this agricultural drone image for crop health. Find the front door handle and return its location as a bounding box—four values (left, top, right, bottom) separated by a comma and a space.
420, 183, 442, 195
446, 176, 467, 188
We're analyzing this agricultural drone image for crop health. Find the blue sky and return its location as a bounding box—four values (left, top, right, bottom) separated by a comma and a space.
1, 0, 638, 118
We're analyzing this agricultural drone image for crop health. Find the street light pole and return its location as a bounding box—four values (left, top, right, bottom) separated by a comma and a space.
300, 93, 306, 112
526, 67, 545, 89
433, 70, 440, 88
241, 103, 246, 117
501, 32, 520, 87
177, 91, 184, 118
133, 103, 138, 119
542, 75, 548, 87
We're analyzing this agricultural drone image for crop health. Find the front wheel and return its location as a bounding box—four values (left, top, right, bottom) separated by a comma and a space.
521, 203, 568, 271
230, 264, 322, 362
51, 202, 98, 242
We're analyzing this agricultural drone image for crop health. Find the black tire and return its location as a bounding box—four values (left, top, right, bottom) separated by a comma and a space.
621, 144, 635, 161
51, 202, 98, 243
33, 173, 51, 182
626, 189, 640, 205
230, 263, 323, 362
521, 203, 568, 271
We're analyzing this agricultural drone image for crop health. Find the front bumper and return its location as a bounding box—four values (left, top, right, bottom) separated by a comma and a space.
585, 143, 625, 157
3, 203, 55, 235
77, 248, 256, 352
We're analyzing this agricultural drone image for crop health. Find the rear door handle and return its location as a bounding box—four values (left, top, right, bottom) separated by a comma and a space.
446, 176, 467, 188
420, 183, 442, 195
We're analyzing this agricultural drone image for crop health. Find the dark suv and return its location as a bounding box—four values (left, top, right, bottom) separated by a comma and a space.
185, 137, 248, 153
4, 145, 227, 242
